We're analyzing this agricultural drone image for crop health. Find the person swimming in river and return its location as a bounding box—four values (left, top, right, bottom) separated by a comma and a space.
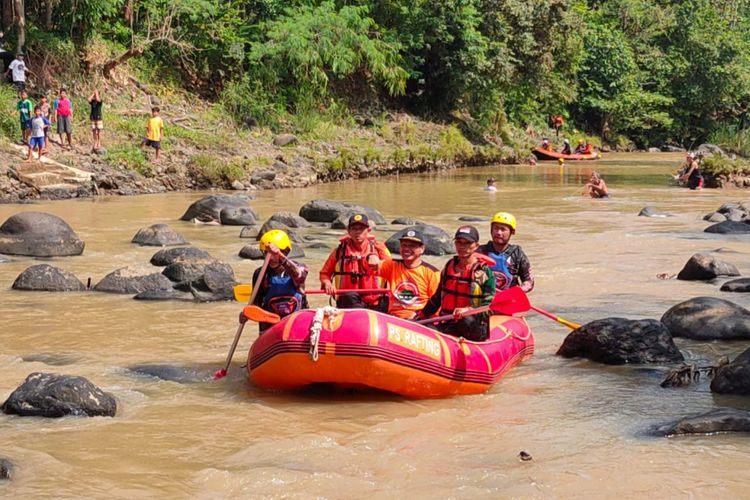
485, 178, 497, 192
583, 171, 609, 198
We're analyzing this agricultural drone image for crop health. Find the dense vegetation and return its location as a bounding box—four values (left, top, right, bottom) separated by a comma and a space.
6, 0, 750, 149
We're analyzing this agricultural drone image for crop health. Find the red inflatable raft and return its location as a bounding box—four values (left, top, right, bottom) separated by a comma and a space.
248, 308, 534, 398
532, 147, 600, 161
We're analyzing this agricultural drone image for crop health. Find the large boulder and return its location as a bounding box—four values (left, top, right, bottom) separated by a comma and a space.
661, 297, 750, 340
219, 207, 259, 226
94, 266, 174, 294
150, 246, 212, 266
299, 199, 387, 225
385, 224, 454, 256
704, 221, 750, 234
655, 408, 750, 436
710, 347, 750, 394
0, 212, 84, 256
131, 224, 188, 246
12, 264, 86, 291
556, 318, 684, 365
676, 253, 740, 281
179, 194, 255, 223
1, 372, 116, 418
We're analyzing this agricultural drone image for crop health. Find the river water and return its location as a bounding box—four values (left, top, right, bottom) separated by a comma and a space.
2, 153, 750, 497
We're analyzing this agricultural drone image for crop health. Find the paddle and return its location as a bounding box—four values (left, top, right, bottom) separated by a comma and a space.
529, 305, 581, 330
213, 254, 272, 380
416, 286, 530, 324
233, 284, 389, 302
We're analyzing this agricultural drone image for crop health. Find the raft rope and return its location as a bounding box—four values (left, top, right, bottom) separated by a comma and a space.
309, 306, 340, 361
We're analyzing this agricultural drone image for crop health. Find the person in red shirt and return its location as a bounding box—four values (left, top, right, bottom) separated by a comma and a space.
378, 229, 439, 319
319, 213, 391, 311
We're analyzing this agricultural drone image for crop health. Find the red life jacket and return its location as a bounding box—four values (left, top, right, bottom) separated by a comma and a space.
583, 144, 593, 154
332, 237, 386, 305
439, 254, 493, 312
553, 116, 564, 127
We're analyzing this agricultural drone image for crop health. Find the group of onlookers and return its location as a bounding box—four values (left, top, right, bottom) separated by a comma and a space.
5, 51, 163, 162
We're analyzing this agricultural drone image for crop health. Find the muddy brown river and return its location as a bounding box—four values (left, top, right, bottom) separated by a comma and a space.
2, 153, 750, 497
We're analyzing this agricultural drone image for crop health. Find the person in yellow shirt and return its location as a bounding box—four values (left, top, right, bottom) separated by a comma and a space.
378, 229, 440, 319
140, 106, 164, 161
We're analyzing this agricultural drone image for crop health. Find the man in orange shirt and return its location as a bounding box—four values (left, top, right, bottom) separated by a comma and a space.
320, 213, 391, 311
378, 229, 439, 319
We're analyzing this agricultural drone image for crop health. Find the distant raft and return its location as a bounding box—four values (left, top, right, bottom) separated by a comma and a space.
532, 147, 600, 161
248, 308, 534, 398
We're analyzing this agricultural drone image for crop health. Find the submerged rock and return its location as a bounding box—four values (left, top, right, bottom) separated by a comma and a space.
638, 207, 673, 218
556, 318, 684, 365
661, 296, 750, 340
1, 372, 116, 418
656, 408, 750, 436
0, 458, 12, 480
131, 224, 188, 246
94, 266, 174, 294
12, 264, 86, 291
126, 364, 213, 383
0, 211, 84, 256
704, 221, 750, 234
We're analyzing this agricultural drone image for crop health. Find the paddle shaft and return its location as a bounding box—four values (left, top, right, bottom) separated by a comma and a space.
416, 305, 490, 325
217, 254, 272, 378
530, 305, 581, 330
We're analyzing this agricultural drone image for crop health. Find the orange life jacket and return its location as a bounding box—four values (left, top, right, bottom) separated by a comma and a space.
583, 144, 593, 154
439, 254, 493, 312
332, 237, 386, 304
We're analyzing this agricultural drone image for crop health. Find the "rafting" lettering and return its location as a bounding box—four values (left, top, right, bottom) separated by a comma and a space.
386, 324, 442, 360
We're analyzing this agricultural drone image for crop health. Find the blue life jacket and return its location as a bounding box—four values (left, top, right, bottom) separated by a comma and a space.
484, 249, 513, 290
262, 272, 304, 317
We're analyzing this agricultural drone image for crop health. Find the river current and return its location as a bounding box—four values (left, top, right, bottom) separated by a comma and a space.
2, 153, 750, 497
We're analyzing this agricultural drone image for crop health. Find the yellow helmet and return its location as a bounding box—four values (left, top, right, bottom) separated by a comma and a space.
491, 212, 517, 233
259, 229, 292, 253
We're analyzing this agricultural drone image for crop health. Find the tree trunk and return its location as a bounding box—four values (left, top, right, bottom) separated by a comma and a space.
13, 0, 23, 52
102, 46, 144, 78
2, 0, 13, 31
44, 0, 53, 30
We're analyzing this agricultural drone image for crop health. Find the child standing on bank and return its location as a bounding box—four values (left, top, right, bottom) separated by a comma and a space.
53, 88, 74, 149
89, 89, 103, 151
16, 90, 33, 144
140, 106, 163, 161
27, 107, 49, 162
38, 95, 51, 153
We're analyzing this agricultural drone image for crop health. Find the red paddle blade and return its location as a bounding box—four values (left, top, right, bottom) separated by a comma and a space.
212, 368, 227, 380
489, 286, 531, 315
243, 305, 281, 324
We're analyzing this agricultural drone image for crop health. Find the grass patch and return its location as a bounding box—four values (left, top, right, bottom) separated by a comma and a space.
189, 154, 246, 184
105, 144, 151, 176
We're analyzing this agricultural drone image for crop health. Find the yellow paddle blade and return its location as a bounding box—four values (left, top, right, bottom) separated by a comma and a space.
233, 284, 253, 302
